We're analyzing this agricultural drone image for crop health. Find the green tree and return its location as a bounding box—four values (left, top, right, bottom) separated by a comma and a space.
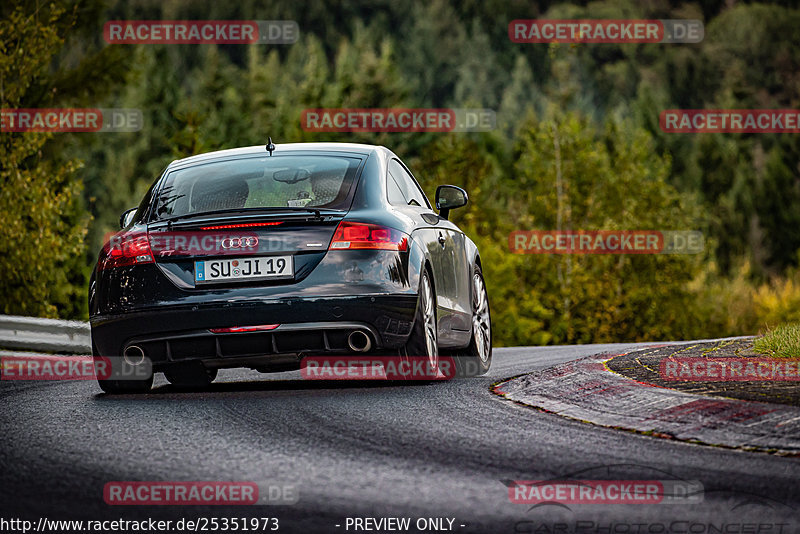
510, 113, 707, 343
0, 4, 88, 317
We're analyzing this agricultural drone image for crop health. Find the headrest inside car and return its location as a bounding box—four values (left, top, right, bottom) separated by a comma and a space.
192, 179, 249, 212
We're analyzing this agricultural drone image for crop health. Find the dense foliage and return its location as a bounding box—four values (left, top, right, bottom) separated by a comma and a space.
2, 0, 799, 345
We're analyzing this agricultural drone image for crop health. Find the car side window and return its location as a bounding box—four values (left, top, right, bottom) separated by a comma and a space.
388, 159, 430, 209
386, 173, 407, 206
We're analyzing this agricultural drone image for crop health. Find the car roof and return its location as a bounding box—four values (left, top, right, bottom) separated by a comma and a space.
167, 142, 389, 170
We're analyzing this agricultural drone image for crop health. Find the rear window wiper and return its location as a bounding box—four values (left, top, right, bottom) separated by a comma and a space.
243, 207, 330, 219
157, 207, 341, 227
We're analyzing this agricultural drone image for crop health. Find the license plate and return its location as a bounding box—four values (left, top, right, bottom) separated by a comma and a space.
195, 256, 293, 284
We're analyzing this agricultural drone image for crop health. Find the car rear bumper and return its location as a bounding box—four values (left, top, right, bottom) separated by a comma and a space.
90, 294, 417, 369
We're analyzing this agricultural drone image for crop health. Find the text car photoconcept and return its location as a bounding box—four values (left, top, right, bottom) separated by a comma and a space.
89, 142, 492, 392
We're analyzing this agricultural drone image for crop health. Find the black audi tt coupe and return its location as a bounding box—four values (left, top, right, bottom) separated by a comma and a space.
89, 142, 491, 392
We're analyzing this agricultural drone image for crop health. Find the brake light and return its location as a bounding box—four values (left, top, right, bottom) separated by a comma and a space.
329, 221, 408, 251
199, 222, 282, 230
210, 324, 280, 333
98, 231, 154, 271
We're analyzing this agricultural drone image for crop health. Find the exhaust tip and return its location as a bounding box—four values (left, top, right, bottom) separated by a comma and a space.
347, 330, 372, 353
123, 345, 146, 366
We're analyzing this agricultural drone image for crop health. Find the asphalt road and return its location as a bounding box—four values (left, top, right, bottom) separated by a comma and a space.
2, 344, 799, 534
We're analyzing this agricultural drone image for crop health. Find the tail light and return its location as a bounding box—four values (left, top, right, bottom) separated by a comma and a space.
329, 221, 408, 251
98, 231, 154, 271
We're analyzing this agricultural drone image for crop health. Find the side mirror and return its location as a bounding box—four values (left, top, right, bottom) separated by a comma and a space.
435, 185, 468, 220
119, 207, 137, 229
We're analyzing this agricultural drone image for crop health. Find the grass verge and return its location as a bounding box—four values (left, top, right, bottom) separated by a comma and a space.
753, 323, 800, 359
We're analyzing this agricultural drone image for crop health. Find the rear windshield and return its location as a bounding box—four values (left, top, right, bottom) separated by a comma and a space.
152, 154, 363, 219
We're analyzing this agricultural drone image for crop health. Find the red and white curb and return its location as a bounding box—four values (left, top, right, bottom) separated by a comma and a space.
492, 347, 800, 454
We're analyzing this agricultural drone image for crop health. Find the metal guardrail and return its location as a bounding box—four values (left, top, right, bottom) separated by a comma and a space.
0, 315, 91, 354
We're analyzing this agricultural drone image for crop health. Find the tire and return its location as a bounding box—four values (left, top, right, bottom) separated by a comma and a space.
453, 265, 492, 377
400, 268, 439, 379
164, 363, 218, 389
94, 344, 153, 394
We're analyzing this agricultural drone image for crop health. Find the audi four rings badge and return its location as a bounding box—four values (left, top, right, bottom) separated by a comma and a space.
221, 237, 259, 249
